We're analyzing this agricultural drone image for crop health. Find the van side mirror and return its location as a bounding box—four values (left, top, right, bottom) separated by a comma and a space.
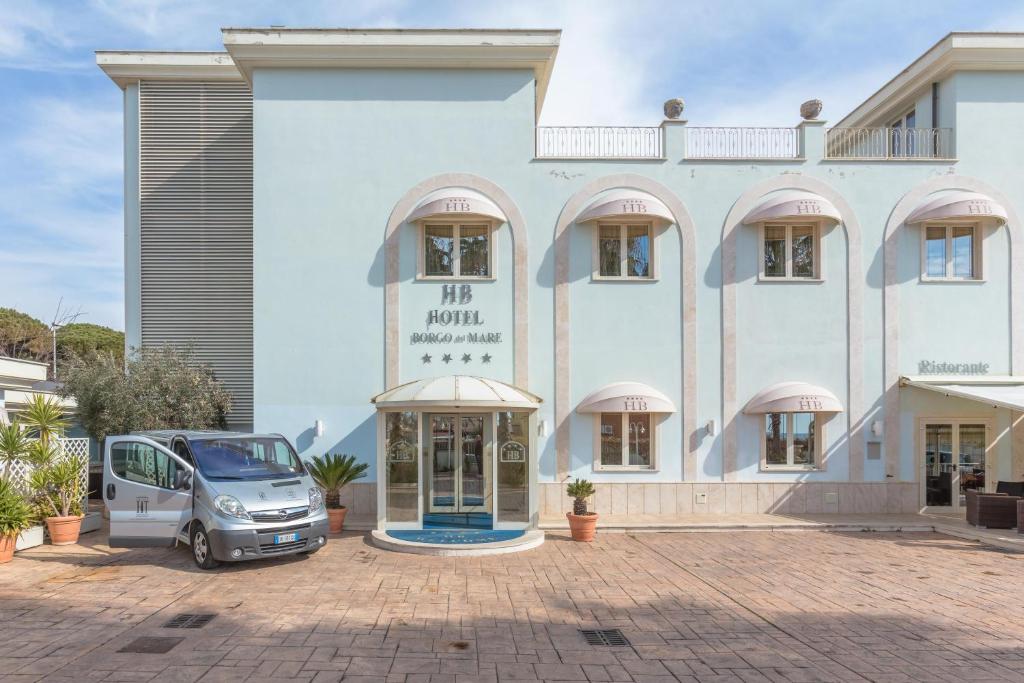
173, 470, 192, 491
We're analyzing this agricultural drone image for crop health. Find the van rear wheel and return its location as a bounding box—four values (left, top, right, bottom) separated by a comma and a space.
191, 523, 220, 570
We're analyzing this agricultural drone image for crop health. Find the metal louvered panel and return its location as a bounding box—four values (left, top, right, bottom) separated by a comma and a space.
139, 81, 253, 428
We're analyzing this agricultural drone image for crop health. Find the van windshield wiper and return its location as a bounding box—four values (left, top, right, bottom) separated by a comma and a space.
207, 475, 245, 480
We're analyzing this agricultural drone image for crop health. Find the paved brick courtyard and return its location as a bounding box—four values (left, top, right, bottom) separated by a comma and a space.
1, 530, 1024, 682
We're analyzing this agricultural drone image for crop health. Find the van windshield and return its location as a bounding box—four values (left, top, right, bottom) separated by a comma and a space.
188, 437, 305, 481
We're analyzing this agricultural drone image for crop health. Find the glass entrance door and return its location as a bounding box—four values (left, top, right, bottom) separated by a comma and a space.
428, 414, 489, 513
922, 421, 987, 511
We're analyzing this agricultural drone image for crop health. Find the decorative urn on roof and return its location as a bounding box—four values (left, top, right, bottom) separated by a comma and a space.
663, 97, 685, 120
800, 99, 823, 120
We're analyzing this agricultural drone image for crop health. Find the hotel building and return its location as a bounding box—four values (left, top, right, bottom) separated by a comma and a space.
98, 29, 1024, 531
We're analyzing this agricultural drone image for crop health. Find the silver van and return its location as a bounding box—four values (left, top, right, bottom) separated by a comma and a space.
102, 430, 329, 569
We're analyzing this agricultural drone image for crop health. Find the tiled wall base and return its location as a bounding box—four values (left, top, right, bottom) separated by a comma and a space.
337, 482, 378, 517
349, 481, 920, 521
539, 482, 920, 517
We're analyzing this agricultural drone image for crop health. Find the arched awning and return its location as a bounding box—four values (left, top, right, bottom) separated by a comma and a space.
576, 190, 675, 226
744, 382, 843, 414
743, 190, 842, 225
407, 188, 507, 223
372, 375, 541, 409
905, 191, 1007, 226
577, 381, 676, 414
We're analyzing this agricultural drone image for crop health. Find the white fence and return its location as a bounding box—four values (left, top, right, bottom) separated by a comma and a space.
685, 127, 801, 159
0, 438, 90, 500
825, 127, 954, 159
536, 126, 663, 159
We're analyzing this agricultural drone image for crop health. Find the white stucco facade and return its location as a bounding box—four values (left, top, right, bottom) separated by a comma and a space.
100, 30, 1024, 528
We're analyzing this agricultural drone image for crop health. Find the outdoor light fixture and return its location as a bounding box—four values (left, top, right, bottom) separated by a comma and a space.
871, 420, 883, 437
314, 419, 325, 438
537, 419, 549, 437
705, 419, 717, 437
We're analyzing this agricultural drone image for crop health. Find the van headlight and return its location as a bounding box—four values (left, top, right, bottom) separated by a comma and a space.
214, 495, 251, 520
308, 487, 324, 513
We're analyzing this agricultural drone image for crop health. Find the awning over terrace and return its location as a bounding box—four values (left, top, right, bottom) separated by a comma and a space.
901, 376, 1024, 411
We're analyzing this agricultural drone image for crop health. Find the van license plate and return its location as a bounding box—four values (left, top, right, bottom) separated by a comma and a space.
273, 533, 298, 544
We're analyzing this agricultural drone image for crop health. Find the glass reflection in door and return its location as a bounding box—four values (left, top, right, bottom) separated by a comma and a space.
460, 416, 485, 510
924, 424, 953, 507
958, 424, 986, 506
430, 415, 456, 511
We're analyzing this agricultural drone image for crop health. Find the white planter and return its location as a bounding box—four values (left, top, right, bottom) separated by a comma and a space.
15, 525, 44, 551
80, 511, 102, 534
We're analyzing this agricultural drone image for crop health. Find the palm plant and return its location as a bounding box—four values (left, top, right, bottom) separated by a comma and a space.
20, 394, 68, 448
0, 422, 30, 483
566, 478, 595, 516
307, 453, 369, 509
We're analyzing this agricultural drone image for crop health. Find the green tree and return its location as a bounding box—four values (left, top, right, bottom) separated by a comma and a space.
56, 323, 124, 366
59, 345, 231, 445
0, 308, 49, 362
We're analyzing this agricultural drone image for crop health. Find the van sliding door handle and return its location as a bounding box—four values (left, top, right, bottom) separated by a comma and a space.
106, 483, 116, 500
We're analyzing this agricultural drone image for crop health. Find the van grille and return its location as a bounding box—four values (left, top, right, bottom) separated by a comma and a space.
251, 506, 308, 523
260, 539, 307, 554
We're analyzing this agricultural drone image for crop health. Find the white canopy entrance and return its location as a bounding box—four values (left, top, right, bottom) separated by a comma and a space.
373, 375, 539, 532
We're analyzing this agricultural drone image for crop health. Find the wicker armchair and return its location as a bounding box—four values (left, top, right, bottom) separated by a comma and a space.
965, 489, 1019, 529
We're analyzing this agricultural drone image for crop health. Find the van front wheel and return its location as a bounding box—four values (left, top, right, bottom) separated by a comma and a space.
191, 523, 220, 570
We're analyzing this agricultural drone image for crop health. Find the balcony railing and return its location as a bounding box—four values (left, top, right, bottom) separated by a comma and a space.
685, 127, 800, 159
535, 126, 663, 159
825, 127, 954, 159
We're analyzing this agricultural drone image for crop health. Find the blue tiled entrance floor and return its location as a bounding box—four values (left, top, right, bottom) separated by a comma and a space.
424, 512, 492, 529
386, 528, 525, 544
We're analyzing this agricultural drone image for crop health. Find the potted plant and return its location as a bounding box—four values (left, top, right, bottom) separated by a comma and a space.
0, 479, 33, 563
307, 453, 369, 533
30, 453, 85, 545
566, 478, 597, 541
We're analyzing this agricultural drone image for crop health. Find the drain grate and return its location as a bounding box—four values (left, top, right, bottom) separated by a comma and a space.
118, 636, 185, 654
580, 629, 630, 647
163, 613, 216, 629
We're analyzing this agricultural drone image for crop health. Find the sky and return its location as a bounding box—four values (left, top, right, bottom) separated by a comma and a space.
2, 0, 1023, 331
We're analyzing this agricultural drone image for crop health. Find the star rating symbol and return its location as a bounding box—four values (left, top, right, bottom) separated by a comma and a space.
481, 353, 492, 363
421, 353, 432, 364
461, 353, 472, 363
441, 353, 452, 364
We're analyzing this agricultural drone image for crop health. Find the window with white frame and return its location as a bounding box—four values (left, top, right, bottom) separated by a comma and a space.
596, 223, 653, 279
596, 412, 655, 469
762, 224, 819, 279
891, 109, 916, 157
421, 223, 492, 278
922, 224, 980, 280
763, 412, 820, 469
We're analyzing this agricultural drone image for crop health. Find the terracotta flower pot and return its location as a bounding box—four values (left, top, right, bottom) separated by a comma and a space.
566, 512, 598, 542
327, 506, 348, 534
45, 515, 83, 546
0, 534, 15, 564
